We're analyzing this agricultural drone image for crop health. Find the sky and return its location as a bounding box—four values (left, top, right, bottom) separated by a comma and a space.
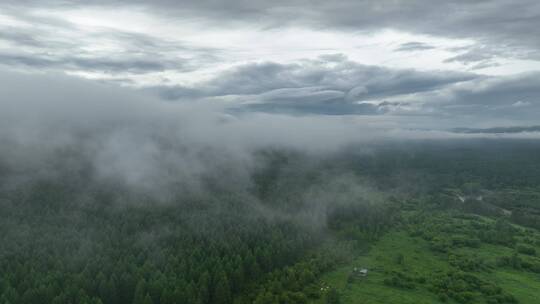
1, 0, 540, 132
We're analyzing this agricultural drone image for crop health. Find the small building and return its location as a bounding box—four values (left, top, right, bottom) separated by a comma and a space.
352, 267, 368, 277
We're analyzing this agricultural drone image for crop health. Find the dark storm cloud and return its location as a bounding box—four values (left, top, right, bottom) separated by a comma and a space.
154, 55, 477, 115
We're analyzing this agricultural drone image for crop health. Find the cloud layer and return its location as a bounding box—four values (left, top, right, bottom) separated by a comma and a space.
0, 0, 539, 160
1, 70, 539, 197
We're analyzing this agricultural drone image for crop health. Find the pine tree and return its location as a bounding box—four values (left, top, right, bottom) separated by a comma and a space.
133, 279, 147, 304
198, 272, 211, 304
142, 293, 154, 304
160, 287, 174, 304
213, 272, 231, 304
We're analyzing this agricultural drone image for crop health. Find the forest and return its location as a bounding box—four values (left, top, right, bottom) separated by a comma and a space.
1, 139, 540, 304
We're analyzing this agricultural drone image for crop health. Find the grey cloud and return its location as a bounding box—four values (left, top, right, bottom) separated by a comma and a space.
239, 101, 382, 116
155, 56, 477, 115
468, 61, 501, 71
409, 72, 540, 126
0, 53, 54, 68
200, 58, 474, 99
0, 10, 221, 76
259, 87, 346, 104
443, 73, 540, 107
7, 1, 540, 61
445, 45, 500, 64
395, 42, 435, 52
0, 52, 182, 74
443, 44, 535, 69
170, 0, 540, 61
0, 28, 45, 47
96, 31, 221, 58
1, 1, 539, 127
70, 57, 171, 74
165, 56, 540, 123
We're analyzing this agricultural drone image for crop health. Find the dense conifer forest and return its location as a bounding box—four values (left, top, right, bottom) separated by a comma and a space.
2, 140, 540, 304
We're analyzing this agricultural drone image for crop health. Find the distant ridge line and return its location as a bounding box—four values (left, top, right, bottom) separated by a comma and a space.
451, 126, 540, 134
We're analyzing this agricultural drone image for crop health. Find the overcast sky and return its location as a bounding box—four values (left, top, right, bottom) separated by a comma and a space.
1, 0, 540, 130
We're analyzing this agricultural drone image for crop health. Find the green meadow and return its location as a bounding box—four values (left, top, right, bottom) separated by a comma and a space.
314, 213, 540, 304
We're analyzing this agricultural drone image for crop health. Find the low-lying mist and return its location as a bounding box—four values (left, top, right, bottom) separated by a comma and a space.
2, 70, 538, 203
0, 71, 370, 199
0, 71, 396, 242
2, 70, 540, 231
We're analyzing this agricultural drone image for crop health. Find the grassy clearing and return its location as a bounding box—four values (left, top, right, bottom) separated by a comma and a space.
313, 226, 540, 304
314, 231, 451, 304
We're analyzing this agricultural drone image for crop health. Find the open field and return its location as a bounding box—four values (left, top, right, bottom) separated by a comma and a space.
314, 214, 540, 304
